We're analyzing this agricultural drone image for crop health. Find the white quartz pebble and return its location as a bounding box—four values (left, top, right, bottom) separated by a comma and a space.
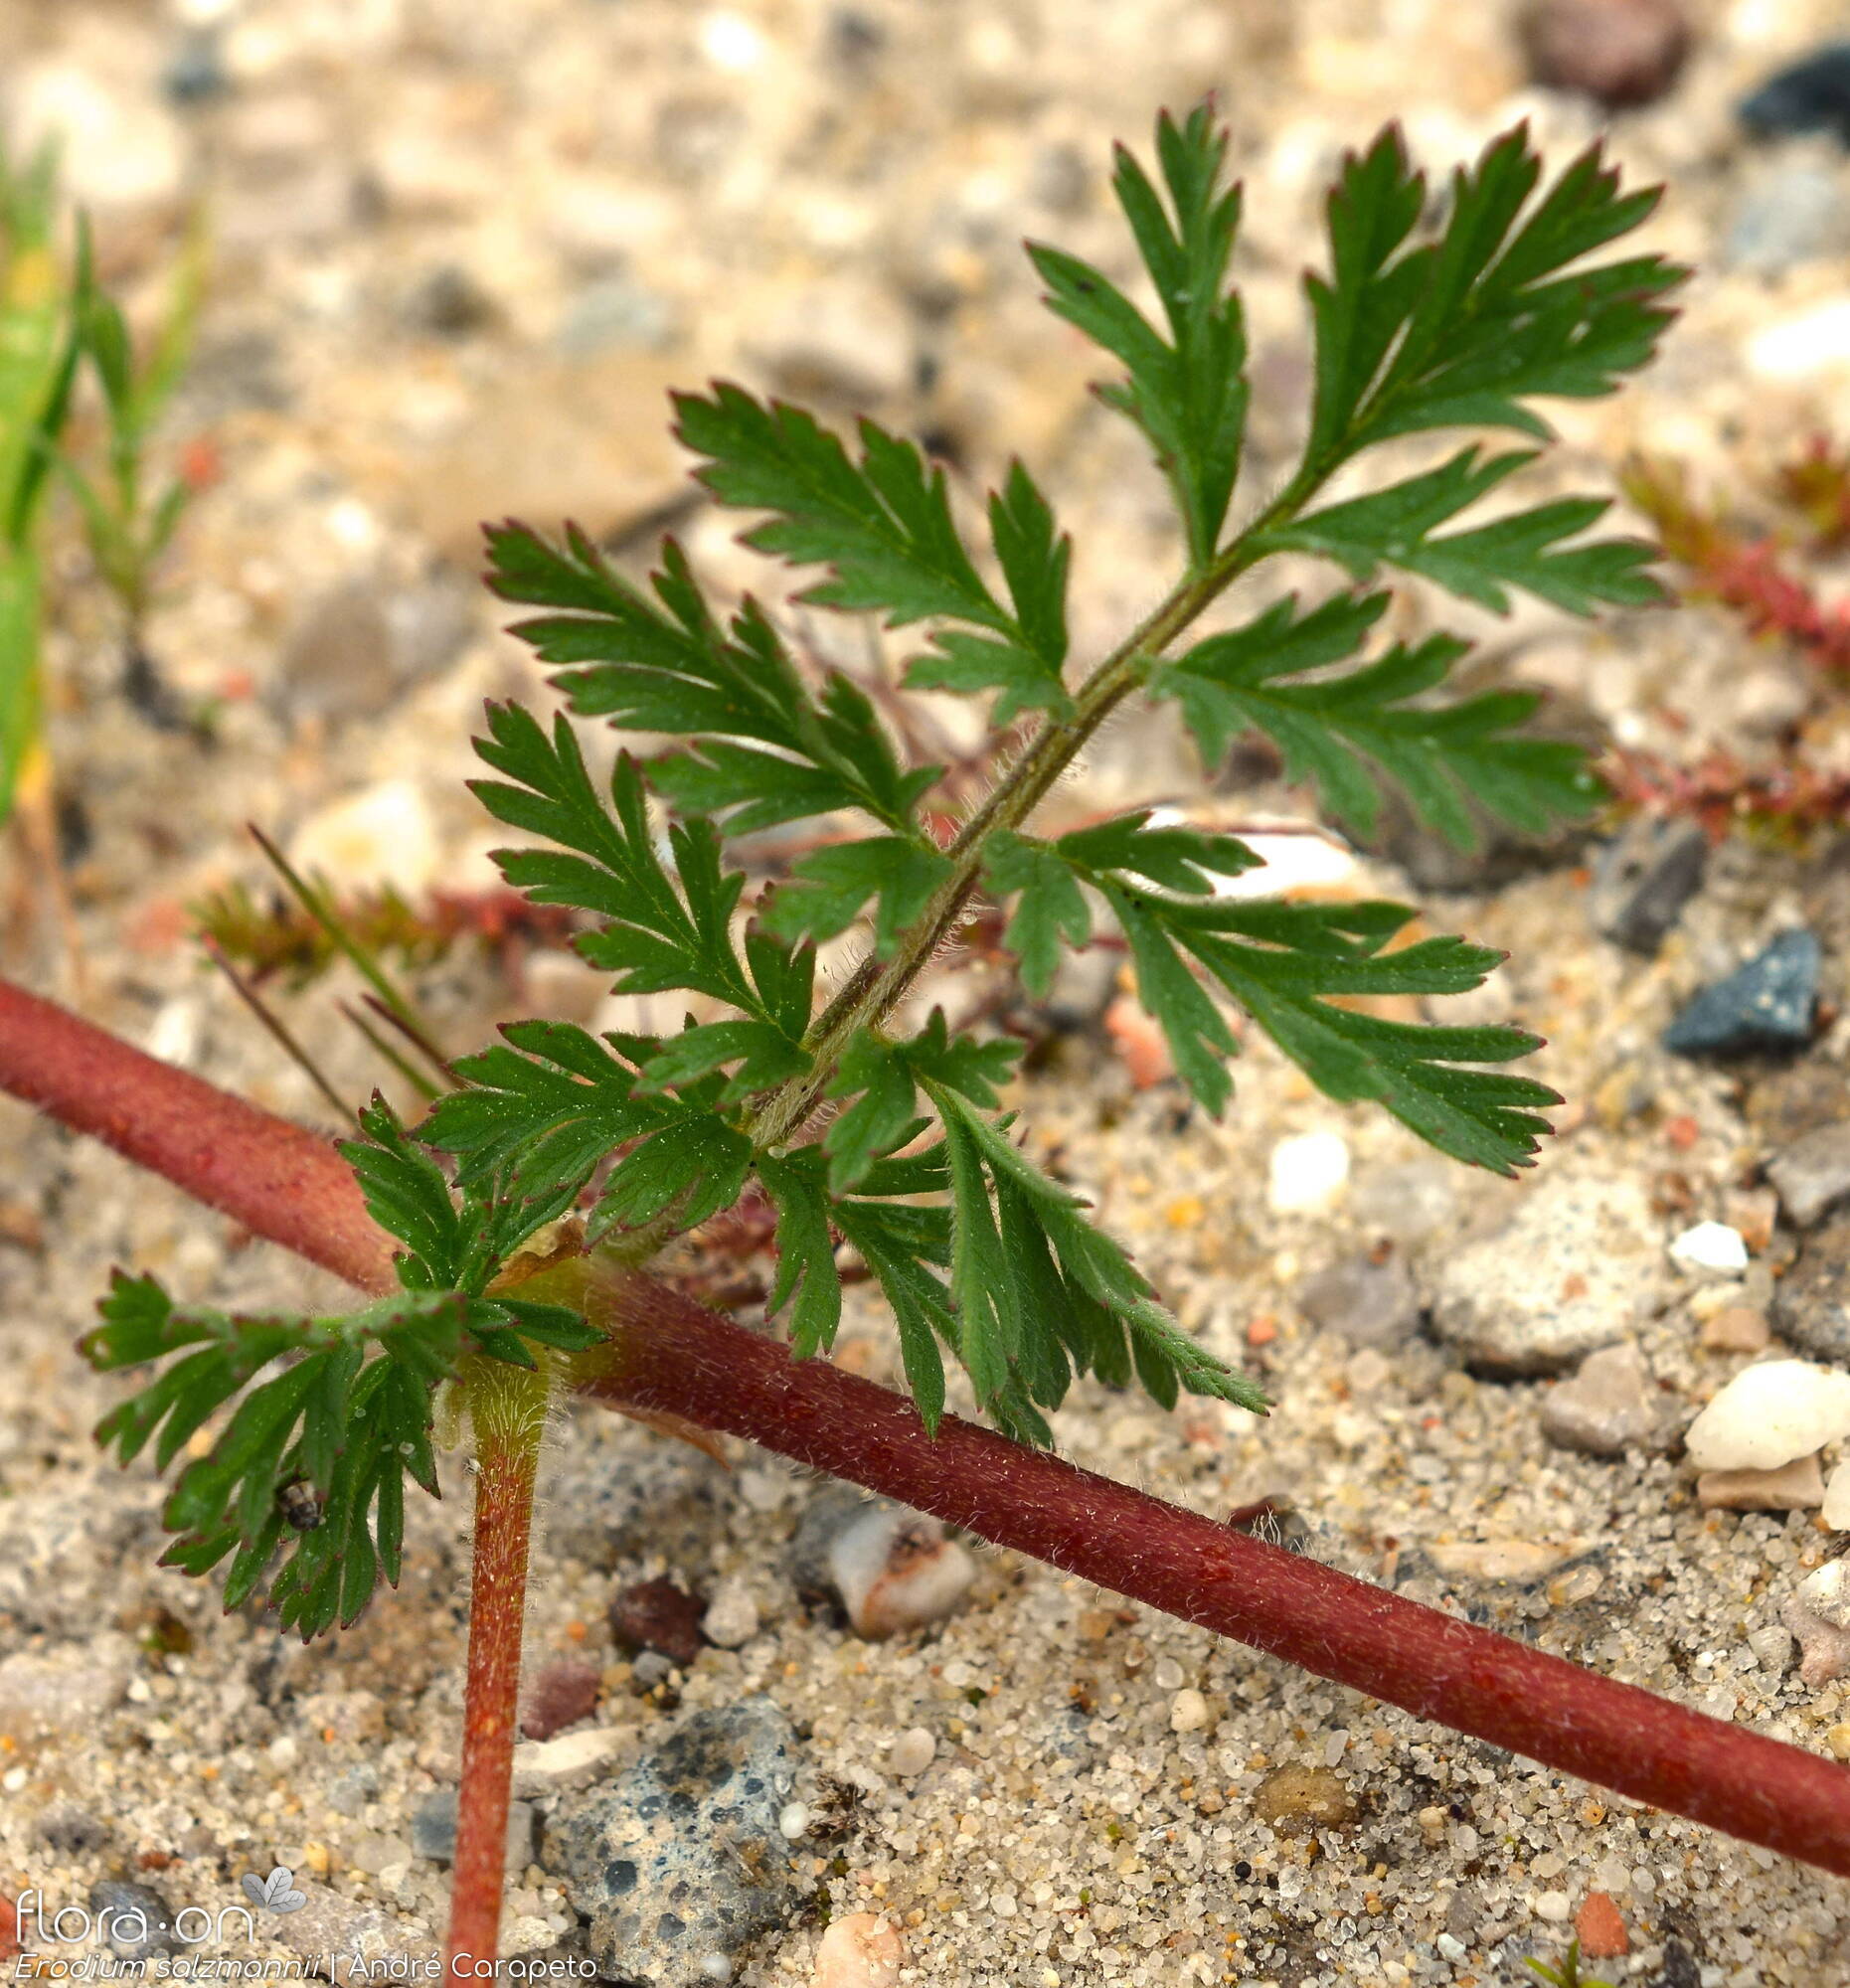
1684, 1360, 1850, 1472
1825, 1460, 1850, 1533
1669, 1222, 1750, 1276
700, 1577, 760, 1650
1268, 1132, 1350, 1216
887, 1727, 935, 1776
828, 1507, 975, 1638
811, 1912, 903, 1988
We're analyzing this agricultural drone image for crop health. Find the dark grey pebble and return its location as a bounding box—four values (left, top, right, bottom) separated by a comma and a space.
1663, 929, 1820, 1057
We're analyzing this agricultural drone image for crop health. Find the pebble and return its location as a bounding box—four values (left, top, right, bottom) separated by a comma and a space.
1766, 1122, 1850, 1230
287, 779, 442, 896
825, 1503, 976, 1639
1748, 300, 1850, 384
1426, 1539, 1596, 1585
1663, 931, 1821, 1057
326, 1764, 381, 1817
163, 29, 229, 105
402, 263, 500, 340
1169, 1688, 1212, 1735
700, 1577, 761, 1651
1825, 1461, 1850, 1531
1267, 1131, 1350, 1217
1684, 1360, 1850, 1471
89, 1882, 178, 1960
0, 1641, 134, 1739
1429, 1171, 1664, 1374
36, 1804, 107, 1852
1723, 164, 1850, 274
1576, 1890, 1630, 1958
409, 1789, 537, 1868
13, 63, 186, 212
1697, 1455, 1825, 1512
778, 1801, 811, 1840
887, 1727, 935, 1777
1782, 1561, 1850, 1684
1540, 1342, 1668, 1458
1669, 1222, 1750, 1278
556, 274, 678, 357
1588, 817, 1707, 954
278, 576, 475, 725
631, 1651, 676, 1691
1771, 1216, 1850, 1362
1252, 1763, 1357, 1833
1518, 0, 1692, 109
520, 1657, 601, 1740
1699, 1304, 1771, 1354
265, 1880, 429, 1985
511, 1726, 633, 1799
609, 1576, 708, 1668
811, 1913, 904, 1988
1295, 1246, 1421, 1348
1534, 1889, 1574, 1923
1348, 1159, 1458, 1243
544, 1698, 799, 1986
1740, 41, 1850, 146
1748, 1623, 1795, 1675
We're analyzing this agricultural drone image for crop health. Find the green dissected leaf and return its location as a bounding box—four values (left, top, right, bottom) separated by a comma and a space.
472, 702, 769, 1014
1056, 809, 1261, 895
904, 632, 1072, 727
676, 383, 1010, 630
341, 1095, 468, 1281
426, 1019, 666, 1191
904, 460, 1074, 721
1136, 894, 1560, 1172
1153, 590, 1602, 843
987, 458, 1071, 667
829, 1178, 955, 1434
85, 1272, 472, 1640
675, 384, 1079, 730
756, 1147, 843, 1359
983, 829, 1092, 1000
1301, 124, 1683, 474
1028, 104, 1249, 566
761, 833, 952, 956
925, 1084, 1267, 1436
1106, 885, 1242, 1116
488, 522, 935, 834
1261, 447, 1662, 615
596, 1111, 754, 1237
636, 1018, 809, 1105
822, 1008, 1020, 1192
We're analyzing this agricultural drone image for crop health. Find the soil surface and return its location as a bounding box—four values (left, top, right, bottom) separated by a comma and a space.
7, 1, 1850, 1983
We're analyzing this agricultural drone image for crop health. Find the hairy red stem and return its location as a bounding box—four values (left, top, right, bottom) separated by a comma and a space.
589, 1270, 1850, 1877
0, 978, 397, 1293
446, 1374, 542, 1978
5, 978, 1850, 1880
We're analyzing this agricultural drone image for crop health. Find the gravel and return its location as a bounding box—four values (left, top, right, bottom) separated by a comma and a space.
12, 2, 1850, 1983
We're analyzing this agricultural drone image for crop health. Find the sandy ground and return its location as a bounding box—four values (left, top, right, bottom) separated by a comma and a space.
9, 0, 1850, 1981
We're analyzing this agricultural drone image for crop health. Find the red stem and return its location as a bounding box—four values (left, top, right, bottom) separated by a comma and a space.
589, 1270, 1850, 1877
445, 1386, 541, 1976
0, 978, 397, 1293
5, 977, 1850, 1880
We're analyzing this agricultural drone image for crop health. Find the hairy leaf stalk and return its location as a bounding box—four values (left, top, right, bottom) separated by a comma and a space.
743, 484, 1307, 1157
